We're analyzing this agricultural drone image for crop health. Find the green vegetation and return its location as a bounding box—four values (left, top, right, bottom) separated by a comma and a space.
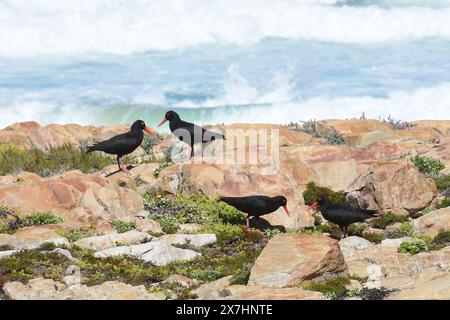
302, 182, 346, 206
1, 209, 63, 234
58, 229, 91, 242
434, 174, 450, 193
111, 220, 136, 234
362, 232, 385, 244
410, 155, 445, 176
0, 144, 115, 177
229, 263, 253, 286
143, 194, 246, 233
436, 197, 450, 209
152, 162, 171, 178
385, 222, 413, 239
371, 212, 409, 230
297, 120, 346, 145
0, 249, 72, 291
22, 212, 63, 227
398, 240, 428, 255
303, 277, 351, 300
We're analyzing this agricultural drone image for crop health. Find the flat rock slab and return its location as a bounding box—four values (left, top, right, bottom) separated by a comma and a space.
224, 285, 322, 300
0, 250, 19, 260
248, 233, 347, 288
3, 278, 164, 300
0, 226, 69, 250
159, 234, 217, 248
388, 271, 450, 300
413, 207, 450, 237
74, 230, 151, 251
339, 236, 373, 257
94, 240, 200, 266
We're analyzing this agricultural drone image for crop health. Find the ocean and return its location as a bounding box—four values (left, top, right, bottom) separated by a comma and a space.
1, 0, 450, 130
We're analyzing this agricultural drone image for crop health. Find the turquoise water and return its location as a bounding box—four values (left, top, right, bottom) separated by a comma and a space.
1, 0, 450, 129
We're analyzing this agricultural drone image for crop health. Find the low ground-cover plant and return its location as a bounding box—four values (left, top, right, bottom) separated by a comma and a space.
111, 220, 136, 234
434, 175, 450, 195
410, 155, 445, 176
1, 209, 63, 233
0, 144, 115, 177
22, 212, 63, 227
152, 162, 171, 178
143, 193, 245, 233
297, 120, 346, 145
302, 276, 351, 300
436, 197, 450, 209
398, 230, 450, 255
370, 212, 409, 230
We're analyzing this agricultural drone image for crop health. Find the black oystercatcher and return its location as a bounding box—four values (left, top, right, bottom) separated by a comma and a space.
308, 195, 377, 239
158, 110, 225, 159
86, 120, 156, 175
219, 195, 290, 229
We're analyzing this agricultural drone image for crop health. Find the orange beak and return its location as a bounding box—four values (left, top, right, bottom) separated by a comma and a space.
283, 206, 290, 217
308, 202, 318, 210
158, 118, 168, 128
144, 126, 156, 136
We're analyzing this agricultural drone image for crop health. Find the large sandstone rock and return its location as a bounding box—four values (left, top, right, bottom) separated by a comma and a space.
194, 276, 233, 300
388, 271, 450, 300
0, 226, 69, 250
348, 161, 436, 214
3, 278, 164, 300
413, 207, 450, 237
248, 233, 347, 287
342, 243, 450, 279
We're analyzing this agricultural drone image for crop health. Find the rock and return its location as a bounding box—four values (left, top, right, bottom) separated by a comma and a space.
163, 274, 200, 288
248, 233, 347, 288
224, 285, 322, 300
194, 276, 233, 300
74, 230, 151, 250
179, 223, 202, 233
51, 248, 77, 261
413, 207, 450, 237
3, 278, 164, 300
159, 234, 217, 248
0, 250, 19, 260
0, 226, 69, 250
380, 237, 416, 248
339, 236, 373, 257
363, 264, 385, 289
343, 244, 450, 279
348, 161, 436, 214
94, 240, 200, 266
346, 279, 362, 292
135, 218, 163, 234
388, 271, 450, 300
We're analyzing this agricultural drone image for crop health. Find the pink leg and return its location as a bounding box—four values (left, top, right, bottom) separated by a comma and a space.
119, 157, 131, 175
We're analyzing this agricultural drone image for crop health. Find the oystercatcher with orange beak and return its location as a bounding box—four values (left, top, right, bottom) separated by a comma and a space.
308, 195, 377, 239
158, 110, 225, 159
219, 195, 290, 229
86, 120, 156, 175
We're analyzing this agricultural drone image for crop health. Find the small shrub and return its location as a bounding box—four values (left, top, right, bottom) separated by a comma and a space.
264, 228, 282, 239
302, 182, 346, 206
362, 231, 385, 244
22, 212, 63, 227
410, 155, 445, 176
298, 120, 345, 145
157, 214, 180, 234
434, 175, 450, 194
371, 212, 408, 230
111, 220, 136, 234
59, 229, 90, 242
386, 222, 413, 239
398, 240, 428, 255
429, 229, 450, 250
303, 277, 351, 299
229, 263, 253, 286
379, 115, 416, 131
0, 206, 21, 233
153, 162, 171, 178
436, 197, 450, 209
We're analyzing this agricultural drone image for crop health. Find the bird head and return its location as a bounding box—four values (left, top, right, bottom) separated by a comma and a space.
158, 110, 180, 128
132, 120, 156, 136
308, 194, 328, 211
275, 196, 290, 217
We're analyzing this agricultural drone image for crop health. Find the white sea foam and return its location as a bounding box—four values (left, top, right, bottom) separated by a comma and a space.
2, 0, 450, 57
1, 82, 449, 129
